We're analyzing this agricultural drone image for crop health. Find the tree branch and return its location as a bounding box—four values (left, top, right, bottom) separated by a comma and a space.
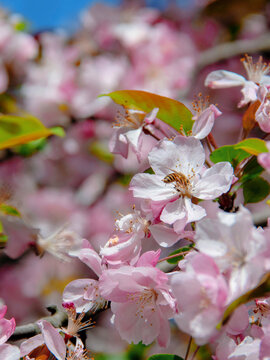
10, 306, 68, 341
198, 32, 270, 70
178, 32, 270, 99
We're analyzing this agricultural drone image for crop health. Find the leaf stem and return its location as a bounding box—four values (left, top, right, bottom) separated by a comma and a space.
157, 250, 191, 263
185, 336, 193, 360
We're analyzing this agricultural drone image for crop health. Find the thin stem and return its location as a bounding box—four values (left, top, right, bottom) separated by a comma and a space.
158, 250, 191, 263
143, 127, 161, 141
185, 336, 193, 360
191, 346, 200, 360
207, 133, 218, 150
205, 136, 213, 154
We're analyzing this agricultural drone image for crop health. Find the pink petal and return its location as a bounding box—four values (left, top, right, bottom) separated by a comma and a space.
20, 334, 44, 357
37, 320, 66, 360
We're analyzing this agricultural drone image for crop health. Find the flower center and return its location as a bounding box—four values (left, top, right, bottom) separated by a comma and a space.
163, 171, 192, 198
241, 54, 270, 84
192, 93, 210, 116
128, 288, 158, 322
63, 304, 95, 338
114, 107, 145, 129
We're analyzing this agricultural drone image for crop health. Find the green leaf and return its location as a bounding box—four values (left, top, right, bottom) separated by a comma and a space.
242, 177, 270, 204
242, 157, 264, 183
0, 114, 61, 150
50, 126, 66, 137
210, 145, 249, 168
147, 355, 184, 360
0, 233, 8, 246
235, 138, 268, 156
101, 90, 193, 133
0, 203, 21, 217
15, 138, 47, 156
167, 245, 194, 264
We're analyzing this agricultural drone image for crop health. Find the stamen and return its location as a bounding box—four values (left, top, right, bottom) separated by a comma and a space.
192, 93, 210, 115
113, 106, 145, 129
127, 288, 157, 322
241, 54, 270, 84
62, 303, 95, 338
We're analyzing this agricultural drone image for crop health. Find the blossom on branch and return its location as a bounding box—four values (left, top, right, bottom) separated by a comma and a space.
205, 55, 270, 107
130, 136, 233, 232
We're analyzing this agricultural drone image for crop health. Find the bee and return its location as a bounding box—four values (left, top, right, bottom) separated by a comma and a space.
162, 170, 190, 188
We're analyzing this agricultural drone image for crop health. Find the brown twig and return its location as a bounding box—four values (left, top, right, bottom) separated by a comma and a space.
10, 306, 68, 341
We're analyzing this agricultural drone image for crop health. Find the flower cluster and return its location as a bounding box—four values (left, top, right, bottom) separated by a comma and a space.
1, 2, 270, 360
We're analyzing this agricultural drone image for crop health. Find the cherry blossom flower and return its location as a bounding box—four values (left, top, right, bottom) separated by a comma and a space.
170, 253, 228, 345
130, 136, 233, 232
205, 55, 270, 107
63, 241, 108, 313
36, 226, 83, 262
255, 87, 270, 133
195, 206, 268, 301
61, 302, 94, 339
258, 141, 270, 172
190, 94, 222, 139
0, 305, 15, 345
99, 252, 177, 347
0, 304, 19, 360
109, 107, 160, 161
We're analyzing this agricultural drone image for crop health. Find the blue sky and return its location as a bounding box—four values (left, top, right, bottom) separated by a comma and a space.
0, 0, 122, 31
0, 0, 190, 31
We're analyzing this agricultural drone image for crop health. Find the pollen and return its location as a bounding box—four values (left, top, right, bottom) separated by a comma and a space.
192, 93, 210, 115
113, 106, 145, 129
127, 288, 157, 321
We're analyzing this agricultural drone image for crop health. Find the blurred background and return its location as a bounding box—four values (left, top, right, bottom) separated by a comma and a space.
0, 0, 270, 359
0, 0, 195, 31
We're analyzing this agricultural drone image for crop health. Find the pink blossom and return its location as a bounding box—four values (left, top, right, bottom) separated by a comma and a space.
0, 305, 16, 345
191, 96, 222, 139
99, 254, 177, 347
195, 206, 267, 301
170, 253, 228, 345
130, 136, 233, 232
63, 243, 108, 313
205, 55, 270, 107
109, 107, 159, 162
258, 141, 270, 172
0, 344, 20, 360
0, 304, 19, 359
256, 87, 270, 132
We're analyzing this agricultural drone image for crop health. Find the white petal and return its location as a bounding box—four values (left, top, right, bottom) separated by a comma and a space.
239, 81, 258, 107
149, 223, 180, 247
160, 198, 187, 225
149, 136, 205, 177
205, 70, 246, 88
124, 127, 143, 150
192, 105, 221, 139
0, 344, 20, 360
193, 162, 233, 200
130, 173, 176, 201
261, 75, 270, 86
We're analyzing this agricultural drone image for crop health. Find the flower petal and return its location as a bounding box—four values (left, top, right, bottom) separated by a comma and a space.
130, 173, 176, 201
192, 162, 233, 200
37, 320, 66, 360
205, 70, 246, 88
